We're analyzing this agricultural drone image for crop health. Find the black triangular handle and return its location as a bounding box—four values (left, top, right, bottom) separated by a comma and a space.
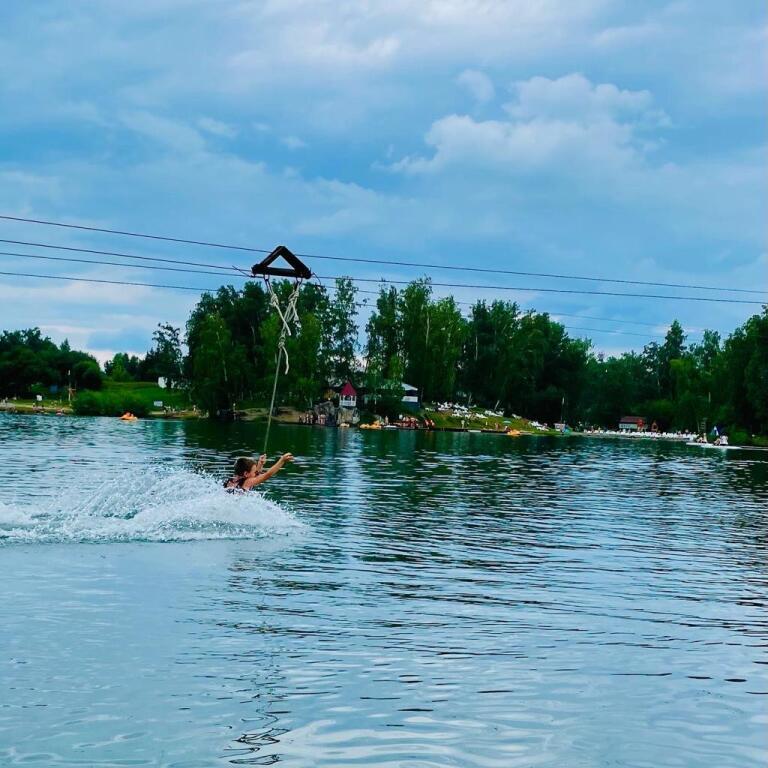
252, 245, 312, 279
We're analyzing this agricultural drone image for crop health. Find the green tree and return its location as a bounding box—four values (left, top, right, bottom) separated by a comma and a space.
0, 328, 102, 396
141, 323, 183, 385
365, 286, 402, 403
397, 279, 432, 398
321, 277, 358, 384
658, 320, 686, 398
424, 296, 466, 402
189, 314, 248, 415
715, 308, 768, 434
105, 352, 141, 381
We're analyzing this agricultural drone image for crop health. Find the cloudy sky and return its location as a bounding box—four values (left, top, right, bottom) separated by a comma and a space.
0, 0, 765, 362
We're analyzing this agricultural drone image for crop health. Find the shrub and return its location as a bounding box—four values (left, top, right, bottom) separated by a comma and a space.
72, 391, 102, 415
727, 428, 750, 446
72, 391, 148, 417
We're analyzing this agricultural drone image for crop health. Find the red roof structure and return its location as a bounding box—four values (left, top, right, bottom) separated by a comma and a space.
340, 381, 357, 397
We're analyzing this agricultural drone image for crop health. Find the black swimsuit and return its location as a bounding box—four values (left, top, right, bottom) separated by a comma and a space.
224, 475, 247, 492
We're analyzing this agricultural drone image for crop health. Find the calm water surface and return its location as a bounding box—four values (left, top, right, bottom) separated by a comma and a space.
0, 414, 766, 767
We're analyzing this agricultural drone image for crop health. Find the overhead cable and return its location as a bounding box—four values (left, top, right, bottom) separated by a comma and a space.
317, 275, 765, 305
0, 269, 210, 292
0, 214, 762, 296
0, 238, 239, 272
0, 245, 759, 305
0, 214, 271, 255
0, 269, 675, 340
0, 250, 245, 278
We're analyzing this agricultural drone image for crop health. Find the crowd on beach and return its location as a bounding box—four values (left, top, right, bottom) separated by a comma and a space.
583, 428, 697, 441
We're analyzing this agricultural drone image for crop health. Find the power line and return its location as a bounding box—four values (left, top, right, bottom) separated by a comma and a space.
550, 313, 674, 329
0, 249, 246, 278
349, 286, 686, 328
0, 268, 673, 341
0, 214, 271, 255
0, 254, 706, 336
1, 213, 763, 296
565, 325, 662, 339
0, 253, 711, 336
0, 238, 241, 272
0, 243, 757, 305
347, 286, 682, 332
321, 286, 677, 338
0, 269, 213, 293
317, 274, 765, 305
296, 254, 766, 295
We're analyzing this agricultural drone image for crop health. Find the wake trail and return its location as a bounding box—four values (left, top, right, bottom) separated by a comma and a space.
0, 466, 303, 544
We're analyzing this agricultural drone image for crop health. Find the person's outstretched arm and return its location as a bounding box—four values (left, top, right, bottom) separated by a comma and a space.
243, 453, 293, 489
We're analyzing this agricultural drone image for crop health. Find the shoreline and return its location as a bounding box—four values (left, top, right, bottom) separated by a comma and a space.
3, 406, 765, 449
0, 403, 200, 420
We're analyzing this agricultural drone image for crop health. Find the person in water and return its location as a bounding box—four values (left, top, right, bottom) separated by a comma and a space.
224, 453, 293, 491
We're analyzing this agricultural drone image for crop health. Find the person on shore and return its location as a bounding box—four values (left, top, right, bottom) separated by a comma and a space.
224, 453, 293, 491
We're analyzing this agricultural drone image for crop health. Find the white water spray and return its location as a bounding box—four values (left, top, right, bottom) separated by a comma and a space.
0, 466, 302, 544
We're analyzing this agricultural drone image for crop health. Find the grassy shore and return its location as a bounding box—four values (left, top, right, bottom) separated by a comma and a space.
421, 407, 552, 433
101, 381, 191, 411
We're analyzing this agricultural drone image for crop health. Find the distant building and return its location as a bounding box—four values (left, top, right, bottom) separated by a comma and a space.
339, 381, 357, 408
360, 381, 421, 410
619, 415, 646, 431
401, 383, 420, 410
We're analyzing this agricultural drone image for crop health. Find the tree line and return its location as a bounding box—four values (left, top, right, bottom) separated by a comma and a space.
1, 277, 765, 437
0, 328, 102, 395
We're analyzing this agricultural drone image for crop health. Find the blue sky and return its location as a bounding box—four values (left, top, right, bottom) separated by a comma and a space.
0, 0, 765, 362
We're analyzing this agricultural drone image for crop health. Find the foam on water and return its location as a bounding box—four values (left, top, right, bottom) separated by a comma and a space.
0, 466, 302, 544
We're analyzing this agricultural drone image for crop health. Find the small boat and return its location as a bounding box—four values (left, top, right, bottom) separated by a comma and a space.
506, 429, 521, 437
119, 412, 139, 421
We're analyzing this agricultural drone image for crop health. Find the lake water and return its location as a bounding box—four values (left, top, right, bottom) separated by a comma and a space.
1, 414, 766, 767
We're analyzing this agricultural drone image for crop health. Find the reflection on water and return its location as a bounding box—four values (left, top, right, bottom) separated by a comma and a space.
0, 414, 767, 767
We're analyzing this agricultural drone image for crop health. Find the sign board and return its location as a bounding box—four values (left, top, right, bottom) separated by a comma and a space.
36, 394, 42, 402
153, 401, 163, 408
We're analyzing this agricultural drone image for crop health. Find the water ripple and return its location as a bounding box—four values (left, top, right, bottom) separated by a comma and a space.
0, 415, 766, 766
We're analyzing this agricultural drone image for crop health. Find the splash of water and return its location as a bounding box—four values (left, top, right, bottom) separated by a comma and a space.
0, 466, 302, 544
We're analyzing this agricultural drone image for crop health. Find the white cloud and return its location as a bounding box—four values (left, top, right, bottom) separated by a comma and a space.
120, 111, 206, 154
222, 0, 607, 103
281, 135, 307, 150
392, 74, 664, 175
592, 23, 661, 48
0, 277, 153, 307
456, 69, 495, 104
0, 2, 763, 354
506, 73, 657, 121
701, 23, 768, 96
0, 170, 64, 209
197, 116, 237, 139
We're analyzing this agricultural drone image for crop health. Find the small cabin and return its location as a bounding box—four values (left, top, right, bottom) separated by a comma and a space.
401, 383, 420, 410
339, 381, 357, 409
619, 415, 646, 432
